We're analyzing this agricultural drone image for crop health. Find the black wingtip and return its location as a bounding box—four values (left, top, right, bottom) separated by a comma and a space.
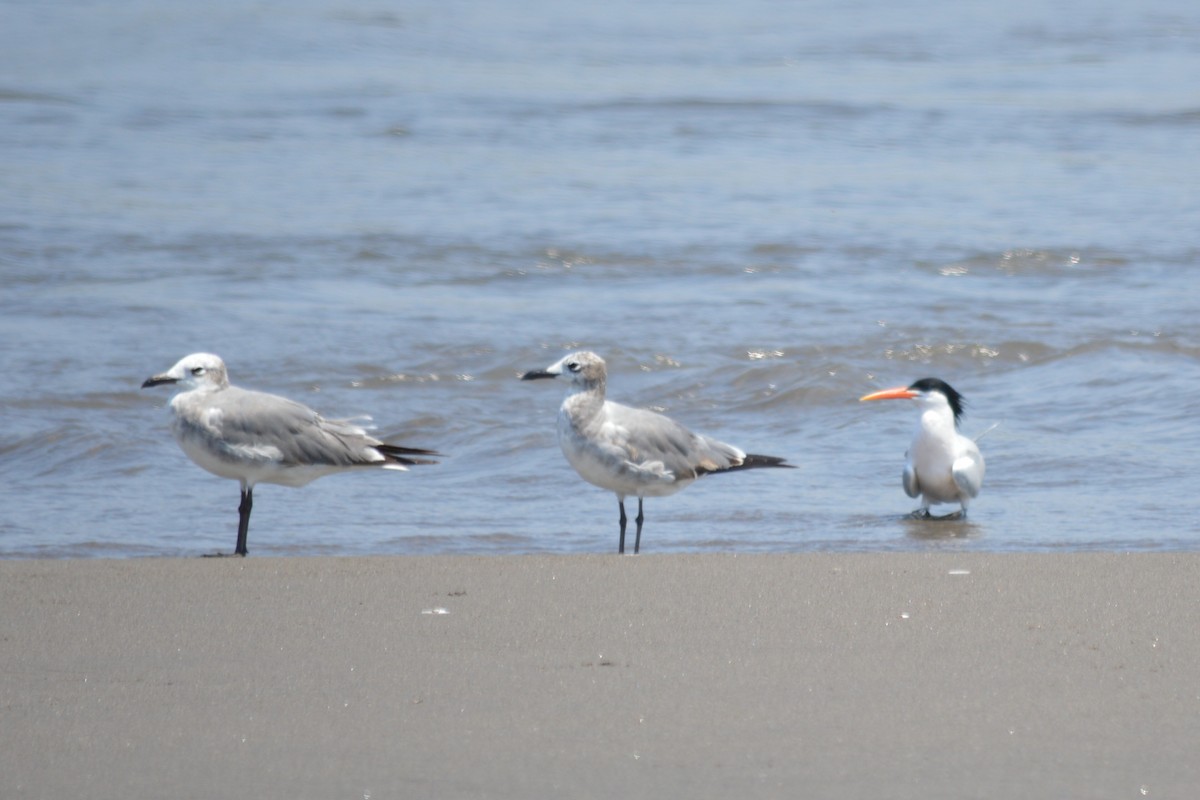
718, 454, 794, 473
377, 443, 443, 466
743, 454, 794, 469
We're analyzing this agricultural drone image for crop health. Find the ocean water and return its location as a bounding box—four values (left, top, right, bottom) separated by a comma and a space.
2, 0, 1198, 557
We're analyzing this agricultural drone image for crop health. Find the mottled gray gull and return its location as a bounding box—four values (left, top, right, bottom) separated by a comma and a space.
522, 351, 792, 554
143, 353, 440, 556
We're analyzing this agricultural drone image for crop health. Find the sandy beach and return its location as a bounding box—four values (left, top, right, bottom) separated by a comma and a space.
2, 553, 1196, 799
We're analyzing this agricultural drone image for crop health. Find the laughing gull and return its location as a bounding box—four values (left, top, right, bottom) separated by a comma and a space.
142, 353, 440, 556
522, 351, 792, 553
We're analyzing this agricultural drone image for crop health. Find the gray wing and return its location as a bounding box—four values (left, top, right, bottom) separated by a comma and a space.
951, 442, 985, 499
603, 403, 744, 479
195, 387, 385, 467
902, 454, 921, 498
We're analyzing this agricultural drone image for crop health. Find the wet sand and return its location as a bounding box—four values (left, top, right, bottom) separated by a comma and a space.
2, 553, 1196, 798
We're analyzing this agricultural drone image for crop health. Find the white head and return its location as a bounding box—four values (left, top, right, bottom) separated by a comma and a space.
142, 352, 231, 393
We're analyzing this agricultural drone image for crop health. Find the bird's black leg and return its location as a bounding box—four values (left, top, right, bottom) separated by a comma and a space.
203, 486, 252, 558
618, 499, 627, 554
633, 498, 644, 554
234, 486, 252, 556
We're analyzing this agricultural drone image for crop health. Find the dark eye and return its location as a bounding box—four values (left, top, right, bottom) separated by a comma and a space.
567, 361, 581, 373
191, 367, 205, 376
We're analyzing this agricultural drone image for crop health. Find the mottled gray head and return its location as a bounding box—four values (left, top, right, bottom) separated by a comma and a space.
142, 352, 231, 392
521, 350, 607, 391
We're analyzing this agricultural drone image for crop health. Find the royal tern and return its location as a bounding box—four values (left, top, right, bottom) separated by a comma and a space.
143, 353, 440, 556
522, 351, 792, 553
859, 377, 985, 518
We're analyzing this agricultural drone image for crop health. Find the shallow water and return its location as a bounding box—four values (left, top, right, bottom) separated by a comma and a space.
2, 0, 1198, 557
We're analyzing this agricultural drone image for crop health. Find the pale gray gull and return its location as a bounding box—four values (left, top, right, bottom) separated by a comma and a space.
522, 351, 792, 553
142, 353, 440, 556
860, 378, 985, 518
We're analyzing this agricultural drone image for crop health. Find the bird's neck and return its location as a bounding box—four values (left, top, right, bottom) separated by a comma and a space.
560, 381, 605, 424
170, 382, 223, 407
916, 405, 958, 440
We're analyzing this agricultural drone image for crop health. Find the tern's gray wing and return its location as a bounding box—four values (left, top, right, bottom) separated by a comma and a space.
902, 456, 921, 499
603, 403, 744, 479
179, 387, 385, 468
951, 444, 985, 499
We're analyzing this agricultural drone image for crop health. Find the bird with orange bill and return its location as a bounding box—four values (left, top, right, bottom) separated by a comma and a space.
859, 378, 985, 518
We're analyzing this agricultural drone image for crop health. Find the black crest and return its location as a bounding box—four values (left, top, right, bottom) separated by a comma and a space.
908, 377, 965, 424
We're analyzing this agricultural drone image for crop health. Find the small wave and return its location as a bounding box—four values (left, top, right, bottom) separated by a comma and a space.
0, 88, 80, 105
920, 249, 1129, 278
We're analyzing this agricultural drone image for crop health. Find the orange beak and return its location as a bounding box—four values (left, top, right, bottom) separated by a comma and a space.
859, 386, 917, 402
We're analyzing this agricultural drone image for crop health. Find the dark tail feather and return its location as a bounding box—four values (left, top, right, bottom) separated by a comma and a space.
723, 453, 793, 472
378, 443, 442, 466
697, 453, 793, 476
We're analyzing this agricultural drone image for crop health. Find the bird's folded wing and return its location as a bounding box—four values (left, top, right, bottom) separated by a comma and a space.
604, 404, 740, 478
200, 389, 381, 467
902, 460, 921, 498
952, 454, 984, 499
